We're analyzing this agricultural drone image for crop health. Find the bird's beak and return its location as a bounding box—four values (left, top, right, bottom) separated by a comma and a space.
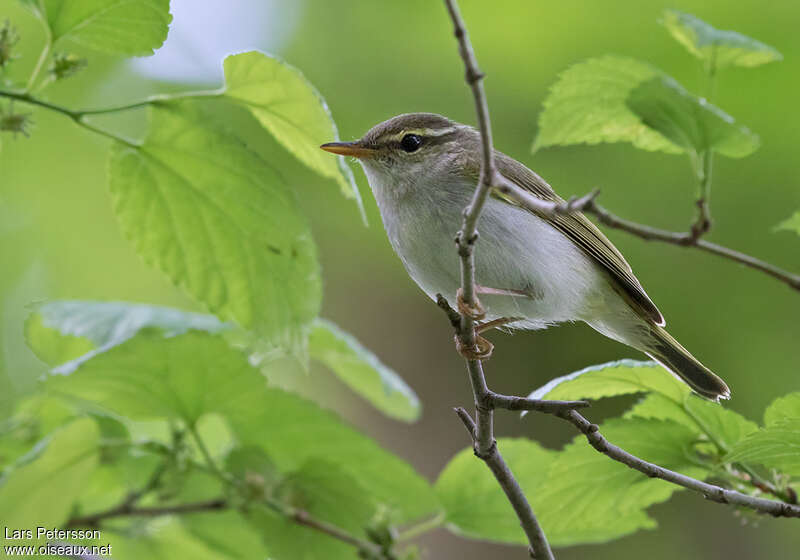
320, 141, 375, 159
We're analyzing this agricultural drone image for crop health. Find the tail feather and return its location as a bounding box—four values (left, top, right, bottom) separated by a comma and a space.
646, 325, 730, 401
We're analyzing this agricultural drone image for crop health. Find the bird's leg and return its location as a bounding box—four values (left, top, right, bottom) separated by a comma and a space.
455, 333, 494, 361
455, 286, 529, 360
455, 288, 490, 360
456, 287, 486, 320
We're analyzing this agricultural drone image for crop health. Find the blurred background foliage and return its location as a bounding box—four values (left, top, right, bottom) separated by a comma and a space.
1, 0, 798, 558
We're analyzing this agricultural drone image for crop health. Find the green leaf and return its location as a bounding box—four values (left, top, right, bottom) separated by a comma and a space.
527, 359, 689, 405
24, 311, 94, 368
662, 10, 782, 68
764, 393, 800, 425
222, 51, 364, 216
225, 445, 279, 487
533, 56, 758, 158
110, 518, 240, 560
248, 460, 377, 560
0, 395, 77, 468
31, 0, 172, 56
0, 418, 99, 531
625, 393, 695, 430
725, 420, 800, 476
46, 331, 261, 425
437, 421, 706, 547
309, 319, 420, 422
109, 102, 321, 353
538, 419, 707, 546
626, 75, 759, 158
182, 511, 271, 560
225, 388, 439, 523
436, 438, 556, 544
26, 300, 227, 372
46, 328, 437, 522
683, 395, 758, 451
775, 211, 800, 236
533, 56, 680, 154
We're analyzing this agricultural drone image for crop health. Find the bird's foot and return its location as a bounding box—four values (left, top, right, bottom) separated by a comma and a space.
475, 316, 522, 334
456, 287, 486, 320
455, 333, 494, 361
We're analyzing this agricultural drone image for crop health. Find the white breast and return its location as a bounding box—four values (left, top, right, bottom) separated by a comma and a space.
364, 164, 605, 330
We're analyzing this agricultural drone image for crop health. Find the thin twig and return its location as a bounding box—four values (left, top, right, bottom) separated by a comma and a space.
585, 200, 800, 291
66, 498, 228, 528
557, 409, 800, 518
442, 1, 555, 557
291, 509, 383, 555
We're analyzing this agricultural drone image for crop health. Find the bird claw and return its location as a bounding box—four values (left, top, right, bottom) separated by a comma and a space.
455, 333, 494, 361
457, 287, 486, 320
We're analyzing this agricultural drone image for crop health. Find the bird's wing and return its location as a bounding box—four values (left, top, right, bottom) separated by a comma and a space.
493, 151, 665, 326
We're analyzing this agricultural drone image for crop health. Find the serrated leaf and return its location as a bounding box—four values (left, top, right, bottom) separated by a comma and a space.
45, 331, 261, 425
556, 362, 757, 451
533, 56, 681, 154
764, 393, 800, 425
537, 419, 707, 546
683, 395, 758, 451
30, 0, 172, 56
626, 393, 697, 430
436, 438, 556, 544
309, 319, 420, 422
627, 76, 759, 158
662, 10, 782, 68
527, 359, 689, 405
109, 102, 321, 354
0, 418, 99, 531
222, 51, 364, 216
225, 388, 439, 523
725, 420, 800, 476
775, 211, 800, 236
436, 420, 707, 547
46, 327, 438, 523
534, 55, 758, 158
26, 300, 227, 373
247, 460, 376, 560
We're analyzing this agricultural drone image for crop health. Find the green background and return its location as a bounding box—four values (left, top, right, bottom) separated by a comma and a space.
1, 0, 798, 558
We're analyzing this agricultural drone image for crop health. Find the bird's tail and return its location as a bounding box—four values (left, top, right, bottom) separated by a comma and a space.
644, 324, 730, 401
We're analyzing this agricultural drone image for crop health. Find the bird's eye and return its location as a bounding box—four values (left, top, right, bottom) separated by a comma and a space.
400, 134, 422, 153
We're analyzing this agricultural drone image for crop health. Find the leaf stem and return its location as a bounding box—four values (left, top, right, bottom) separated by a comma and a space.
24, 20, 51, 93
0, 88, 223, 147
76, 88, 223, 116
396, 512, 446, 542
0, 89, 139, 147
188, 422, 231, 484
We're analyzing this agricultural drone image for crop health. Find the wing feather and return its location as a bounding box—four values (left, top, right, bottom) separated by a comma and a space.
494, 152, 665, 326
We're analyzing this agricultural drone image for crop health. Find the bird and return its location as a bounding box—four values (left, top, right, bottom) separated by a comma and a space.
320, 112, 730, 401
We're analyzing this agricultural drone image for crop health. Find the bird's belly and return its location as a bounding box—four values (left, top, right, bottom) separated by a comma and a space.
386, 195, 602, 328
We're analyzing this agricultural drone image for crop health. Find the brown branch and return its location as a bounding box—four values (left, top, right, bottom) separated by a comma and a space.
65, 498, 228, 528
441, 1, 557, 557
291, 510, 384, 556
557, 409, 800, 518
65, 498, 386, 556
585, 199, 800, 291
